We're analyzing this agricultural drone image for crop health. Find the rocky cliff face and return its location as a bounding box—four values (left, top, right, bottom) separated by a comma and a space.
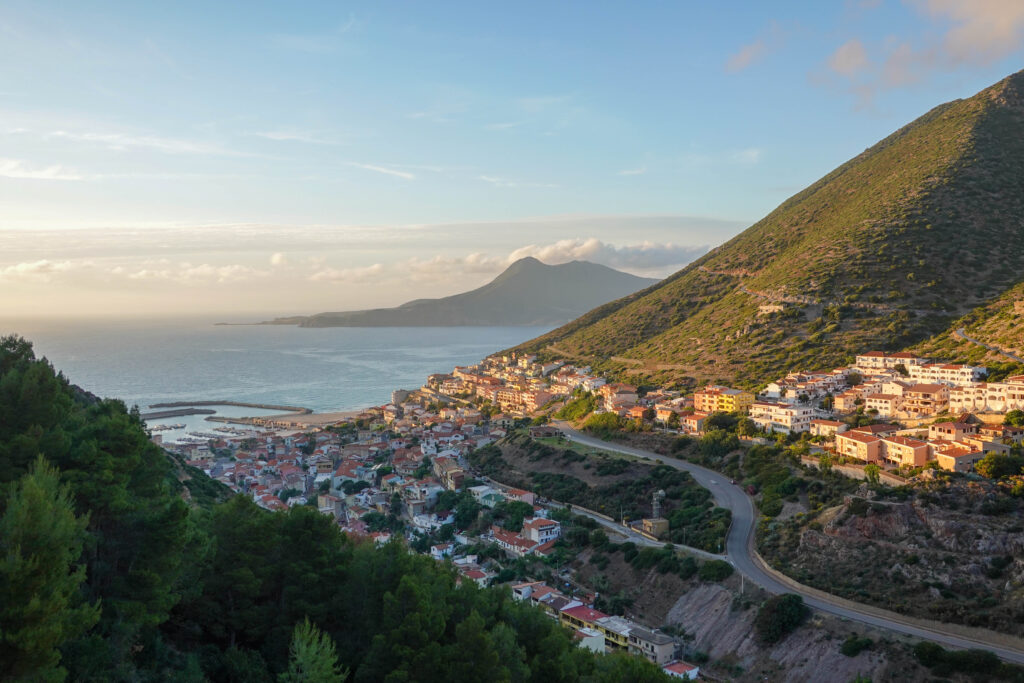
777, 479, 1024, 636
665, 584, 923, 682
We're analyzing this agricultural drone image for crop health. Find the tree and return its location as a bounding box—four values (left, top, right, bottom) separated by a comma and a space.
818, 453, 833, 474
846, 371, 863, 387
0, 456, 100, 681
280, 618, 348, 683
863, 463, 881, 485
1005, 410, 1024, 427
975, 452, 1024, 479
754, 594, 808, 644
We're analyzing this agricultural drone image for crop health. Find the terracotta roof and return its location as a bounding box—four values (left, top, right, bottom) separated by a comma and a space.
561, 605, 609, 623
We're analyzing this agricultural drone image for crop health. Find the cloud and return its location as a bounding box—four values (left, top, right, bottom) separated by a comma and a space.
506, 238, 709, 274
0, 158, 82, 180
483, 121, 524, 131
253, 130, 340, 145
617, 166, 647, 176
270, 252, 288, 266
0, 259, 80, 282
479, 175, 557, 188
727, 40, 769, 73
819, 2, 1024, 107
349, 162, 415, 180
726, 21, 786, 72
918, 0, 1024, 66
309, 263, 385, 283
828, 39, 869, 77
731, 148, 763, 165
270, 16, 359, 54
47, 130, 235, 156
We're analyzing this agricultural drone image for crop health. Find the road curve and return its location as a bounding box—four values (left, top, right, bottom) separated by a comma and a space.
954, 328, 1024, 363
552, 420, 1024, 664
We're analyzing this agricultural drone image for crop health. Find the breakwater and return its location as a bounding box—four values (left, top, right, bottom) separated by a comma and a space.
140, 408, 216, 420
147, 400, 312, 415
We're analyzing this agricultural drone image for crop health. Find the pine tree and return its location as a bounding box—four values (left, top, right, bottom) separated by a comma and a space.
0, 456, 100, 681
279, 618, 348, 683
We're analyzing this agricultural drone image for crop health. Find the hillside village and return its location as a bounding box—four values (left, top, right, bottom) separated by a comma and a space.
156, 346, 1024, 678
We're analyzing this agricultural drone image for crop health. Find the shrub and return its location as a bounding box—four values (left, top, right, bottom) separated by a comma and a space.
839, 635, 873, 657
754, 594, 808, 644
698, 559, 734, 582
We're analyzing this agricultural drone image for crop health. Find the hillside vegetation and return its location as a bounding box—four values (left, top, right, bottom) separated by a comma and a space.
914, 280, 1024, 367
0, 336, 671, 682
515, 70, 1024, 387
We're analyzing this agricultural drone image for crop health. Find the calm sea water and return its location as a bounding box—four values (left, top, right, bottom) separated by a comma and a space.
2, 318, 551, 414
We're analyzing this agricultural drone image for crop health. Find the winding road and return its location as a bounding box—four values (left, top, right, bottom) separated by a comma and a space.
954, 328, 1024, 363
552, 420, 1024, 664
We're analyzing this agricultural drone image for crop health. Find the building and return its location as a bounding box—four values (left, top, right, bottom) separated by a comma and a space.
693, 385, 755, 414
908, 362, 986, 385
854, 351, 927, 371
663, 661, 700, 680
901, 384, 950, 416
748, 401, 817, 434
928, 422, 979, 442
932, 442, 985, 472
835, 431, 881, 463
864, 393, 902, 418
641, 518, 670, 539
809, 419, 848, 438
522, 517, 561, 544
682, 412, 709, 434
628, 625, 676, 665
879, 435, 930, 468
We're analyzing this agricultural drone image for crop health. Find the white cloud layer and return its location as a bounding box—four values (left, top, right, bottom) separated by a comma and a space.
821, 1, 1024, 106
0, 158, 82, 180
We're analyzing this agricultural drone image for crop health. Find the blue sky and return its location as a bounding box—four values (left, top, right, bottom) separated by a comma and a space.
2, 1, 1023, 317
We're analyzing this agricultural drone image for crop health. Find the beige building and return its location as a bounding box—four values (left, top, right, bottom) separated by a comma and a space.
880, 435, 930, 467
835, 431, 882, 463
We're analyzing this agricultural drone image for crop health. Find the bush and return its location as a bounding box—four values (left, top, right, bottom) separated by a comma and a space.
840, 635, 873, 657
582, 412, 622, 437
754, 594, 808, 644
698, 559, 734, 582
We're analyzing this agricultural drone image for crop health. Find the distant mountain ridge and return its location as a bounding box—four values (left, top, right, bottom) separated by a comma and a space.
513, 69, 1024, 386
266, 257, 661, 327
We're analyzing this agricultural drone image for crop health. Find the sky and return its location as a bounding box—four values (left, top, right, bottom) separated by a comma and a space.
2, 0, 1024, 318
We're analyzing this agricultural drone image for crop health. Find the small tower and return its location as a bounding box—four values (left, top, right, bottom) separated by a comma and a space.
652, 489, 666, 519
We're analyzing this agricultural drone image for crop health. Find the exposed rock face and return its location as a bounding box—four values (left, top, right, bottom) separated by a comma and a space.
776, 481, 1024, 636
665, 584, 911, 682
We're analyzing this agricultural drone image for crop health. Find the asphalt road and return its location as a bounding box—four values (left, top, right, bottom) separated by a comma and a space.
552, 420, 1024, 664
955, 328, 1024, 363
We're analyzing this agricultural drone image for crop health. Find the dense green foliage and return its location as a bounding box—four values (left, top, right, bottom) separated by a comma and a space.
515, 71, 1024, 387
976, 452, 1024, 479
912, 641, 1024, 680
0, 337, 672, 681
279, 618, 348, 683
754, 594, 809, 644
469, 434, 730, 552
0, 456, 99, 681
839, 635, 873, 657
554, 391, 598, 421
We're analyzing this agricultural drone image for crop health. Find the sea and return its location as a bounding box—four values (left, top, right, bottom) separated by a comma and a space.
3, 317, 551, 437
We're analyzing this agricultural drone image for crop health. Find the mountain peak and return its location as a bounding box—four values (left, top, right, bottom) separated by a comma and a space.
265, 256, 661, 328
515, 69, 1024, 386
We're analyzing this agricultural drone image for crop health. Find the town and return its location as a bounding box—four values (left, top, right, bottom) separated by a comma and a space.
155, 348, 1024, 679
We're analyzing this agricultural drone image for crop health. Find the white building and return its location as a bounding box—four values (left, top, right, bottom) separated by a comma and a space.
749, 402, 818, 434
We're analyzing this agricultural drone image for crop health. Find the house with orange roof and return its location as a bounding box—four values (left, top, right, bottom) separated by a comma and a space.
835, 431, 882, 463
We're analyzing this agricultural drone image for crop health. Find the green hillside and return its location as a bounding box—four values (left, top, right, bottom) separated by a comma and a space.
913, 281, 1024, 372
515, 70, 1024, 388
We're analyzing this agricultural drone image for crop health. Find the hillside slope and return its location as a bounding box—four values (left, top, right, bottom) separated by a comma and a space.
912, 281, 1024, 369
515, 70, 1024, 387
268, 257, 660, 327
